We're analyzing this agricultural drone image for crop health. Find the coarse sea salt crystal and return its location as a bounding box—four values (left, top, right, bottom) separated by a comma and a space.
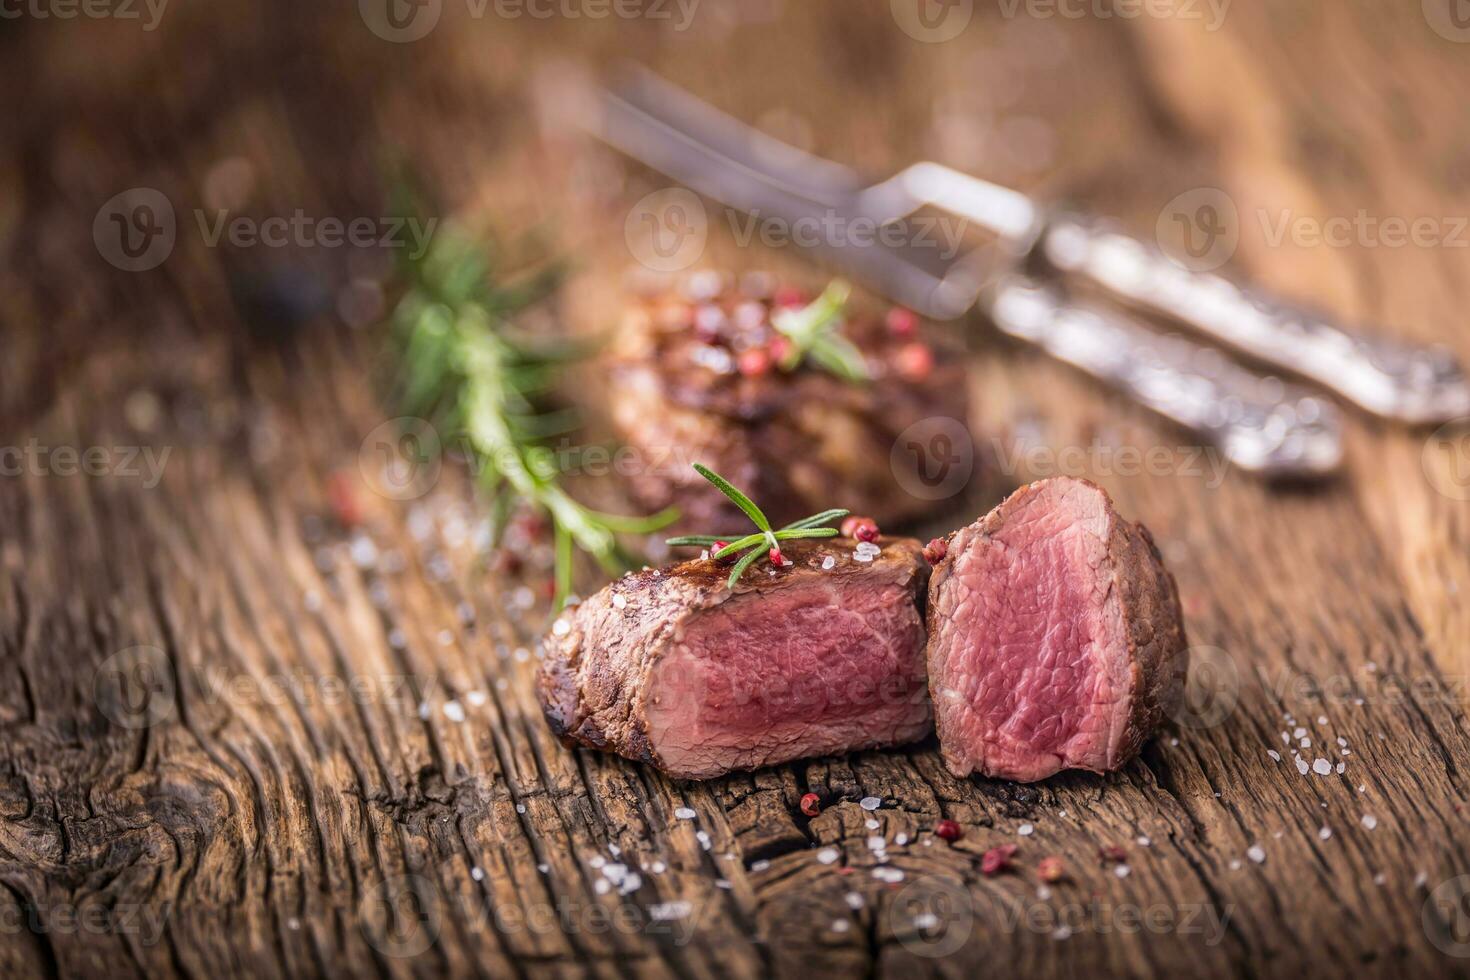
471, 866, 484, 881
865, 818, 880, 830
1114, 864, 1130, 878
817, 847, 839, 865
1137, 836, 1151, 847
1312, 758, 1332, 775
696, 831, 711, 850
1295, 758, 1310, 775
443, 700, 465, 722
822, 555, 836, 571
466, 690, 487, 706
867, 836, 886, 851
845, 892, 864, 909
860, 796, 882, 811
674, 807, 697, 820
831, 919, 851, 933
750, 859, 770, 872
551, 619, 571, 637
612, 593, 627, 609
912, 912, 938, 930
1018, 823, 1034, 836
1247, 845, 1265, 864
1319, 826, 1332, 840
1267, 750, 1281, 762
1361, 814, 1378, 830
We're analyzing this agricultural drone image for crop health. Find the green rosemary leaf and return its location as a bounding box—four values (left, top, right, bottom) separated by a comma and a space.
664, 465, 851, 588
664, 535, 724, 547
692, 464, 772, 534
770, 527, 840, 541
781, 508, 850, 531
587, 506, 680, 534
726, 546, 766, 590
808, 332, 871, 382
553, 523, 574, 611
772, 279, 868, 382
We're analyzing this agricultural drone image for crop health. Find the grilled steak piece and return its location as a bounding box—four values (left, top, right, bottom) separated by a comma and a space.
538, 537, 932, 779
925, 477, 1187, 782
606, 272, 972, 532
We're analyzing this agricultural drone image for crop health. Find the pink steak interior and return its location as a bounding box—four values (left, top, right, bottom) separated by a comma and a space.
645, 579, 931, 778
931, 480, 1131, 782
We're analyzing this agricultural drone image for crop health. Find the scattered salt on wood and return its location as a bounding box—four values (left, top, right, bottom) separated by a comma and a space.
817, 848, 839, 864
675, 807, 697, 820
1247, 845, 1265, 864
1114, 864, 1130, 878
1319, 826, 1332, 840
860, 796, 882, 811
443, 701, 465, 722
1312, 758, 1331, 775
1018, 823, 1034, 836
1361, 814, 1378, 830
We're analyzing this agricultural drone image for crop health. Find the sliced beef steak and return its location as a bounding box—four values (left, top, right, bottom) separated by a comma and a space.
539, 537, 932, 779
925, 477, 1187, 782
605, 273, 972, 532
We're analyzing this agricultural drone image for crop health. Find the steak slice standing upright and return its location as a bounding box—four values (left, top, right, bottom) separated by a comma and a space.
925, 477, 1188, 782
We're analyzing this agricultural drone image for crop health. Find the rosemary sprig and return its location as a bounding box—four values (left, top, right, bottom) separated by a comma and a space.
772, 279, 869, 382
387, 225, 677, 611
665, 464, 847, 588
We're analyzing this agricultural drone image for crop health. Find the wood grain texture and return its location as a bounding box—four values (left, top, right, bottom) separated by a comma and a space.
3, 2, 1470, 977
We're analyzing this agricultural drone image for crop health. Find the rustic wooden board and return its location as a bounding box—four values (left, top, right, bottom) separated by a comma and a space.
4, 3, 1470, 977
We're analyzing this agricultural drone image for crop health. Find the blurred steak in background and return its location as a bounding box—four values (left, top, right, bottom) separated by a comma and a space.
604, 270, 975, 533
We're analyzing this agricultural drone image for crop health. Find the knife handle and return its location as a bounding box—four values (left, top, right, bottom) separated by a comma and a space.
987, 276, 1344, 478
1040, 216, 1470, 424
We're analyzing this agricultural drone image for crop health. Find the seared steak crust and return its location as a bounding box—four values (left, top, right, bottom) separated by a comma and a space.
539, 537, 932, 779
607, 276, 972, 532
925, 477, 1187, 782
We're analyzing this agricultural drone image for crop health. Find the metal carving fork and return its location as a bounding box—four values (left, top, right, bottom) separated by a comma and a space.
579, 67, 1468, 477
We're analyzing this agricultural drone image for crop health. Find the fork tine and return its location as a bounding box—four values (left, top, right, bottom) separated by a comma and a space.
588, 83, 984, 318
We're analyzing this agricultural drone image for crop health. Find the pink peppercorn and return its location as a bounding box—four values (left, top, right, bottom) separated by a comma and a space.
885, 306, 918, 338
895, 342, 934, 381
935, 818, 962, 842
981, 843, 1018, 876
738, 348, 771, 377
800, 793, 821, 817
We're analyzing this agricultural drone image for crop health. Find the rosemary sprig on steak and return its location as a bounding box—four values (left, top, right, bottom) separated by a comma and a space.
666, 464, 847, 588
772, 279, 870, 382
387, 225, 677, 611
